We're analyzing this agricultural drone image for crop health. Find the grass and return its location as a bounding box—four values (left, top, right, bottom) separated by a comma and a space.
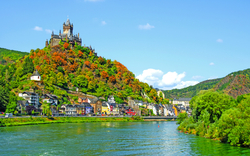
0, 116, 144, 127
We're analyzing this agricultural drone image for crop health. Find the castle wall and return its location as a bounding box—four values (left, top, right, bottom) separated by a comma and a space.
51, 38, 61, 47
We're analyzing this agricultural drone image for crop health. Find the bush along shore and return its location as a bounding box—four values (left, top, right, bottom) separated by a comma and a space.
177, 90, 250, 148
0, 116, 144, 127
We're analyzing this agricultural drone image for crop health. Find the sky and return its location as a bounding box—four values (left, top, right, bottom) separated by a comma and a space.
1, 0, 250, 90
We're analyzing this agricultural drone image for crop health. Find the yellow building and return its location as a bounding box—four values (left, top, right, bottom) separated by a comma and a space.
102, 102, 110, 115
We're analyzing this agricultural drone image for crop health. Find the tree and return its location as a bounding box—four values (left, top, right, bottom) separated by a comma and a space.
190, 90, 236, 123
5, 92, 17, 113
75, 75, 88, 88
63, 42, 69, 49
42, 101, 52, 118
109, 75, 116, 83
56, 72, 65, 87
101, 71, 108, 79
0, 86, 9, 112
84, 61, 90, 67
23, 57, 34, 75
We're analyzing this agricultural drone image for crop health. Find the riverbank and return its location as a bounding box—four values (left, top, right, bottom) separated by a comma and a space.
0, 116, 144, 127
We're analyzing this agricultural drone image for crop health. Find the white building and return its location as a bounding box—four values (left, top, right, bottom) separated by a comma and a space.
30, 70, 41, 85
172, 98, 192, 108
19, 92, 39, 109
108, 95, 116, 103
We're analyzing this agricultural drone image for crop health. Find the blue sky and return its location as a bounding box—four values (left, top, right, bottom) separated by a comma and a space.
1, 0, 250, 90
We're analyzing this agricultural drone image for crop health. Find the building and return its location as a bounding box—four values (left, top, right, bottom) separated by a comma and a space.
90, 99, 102, 114
46, 19, 82, 49
78, 97, 91, 104
102, 102, 110, 115
172, 98, 192, 108
157, 90, 165, 99
19, 92, 40, 109
108, 95, 116, 103
110, 103, 119, 115
30, 70, 41, 85
42, 94, 58, 106
16, 100, 29, 114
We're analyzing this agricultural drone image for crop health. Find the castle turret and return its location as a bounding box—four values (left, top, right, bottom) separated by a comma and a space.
45, 39, 48, 47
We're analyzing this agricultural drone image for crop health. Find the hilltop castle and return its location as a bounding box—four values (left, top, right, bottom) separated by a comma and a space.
45, 19, 82, 48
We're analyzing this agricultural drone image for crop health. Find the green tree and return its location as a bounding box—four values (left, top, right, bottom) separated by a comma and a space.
0, 86, 9, 111
75, 75, 88, 88
5, 92, 17, 113
190, 90, 236, 123
23, 57, 34, 75
42, 101, 52, 118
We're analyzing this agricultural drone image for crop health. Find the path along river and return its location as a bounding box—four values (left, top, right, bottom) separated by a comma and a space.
0, 121, 250, 156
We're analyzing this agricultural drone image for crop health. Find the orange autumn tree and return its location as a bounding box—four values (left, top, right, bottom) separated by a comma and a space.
109, 75, 116, 83
101, 71, 108, 79
78, 50, 83, 58
84, 60, 90, 67
52, 52, 67, 66
91, 63, 97, 70
63, 42, 69, 49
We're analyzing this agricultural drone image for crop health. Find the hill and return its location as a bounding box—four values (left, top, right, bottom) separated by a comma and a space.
0, 43, 168, 111
163, 78, 221, 99
164, 68, 250, 99
214, 68, 250, 98
0, 47, 29, 65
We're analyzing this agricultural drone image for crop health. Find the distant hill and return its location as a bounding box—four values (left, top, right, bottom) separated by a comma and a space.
214, 68, 250, 98
164, 68, 250, 99
0, 47, 29, 65
163, 78, 221, 99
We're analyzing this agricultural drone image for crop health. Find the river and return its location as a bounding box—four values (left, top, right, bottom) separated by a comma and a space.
0, 121, 249, 156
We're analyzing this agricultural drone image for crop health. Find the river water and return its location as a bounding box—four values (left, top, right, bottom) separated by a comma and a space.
0, 121, 249, 156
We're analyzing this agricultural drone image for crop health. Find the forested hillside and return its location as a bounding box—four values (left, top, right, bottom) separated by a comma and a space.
0, 48, 28, 65
163, 78, 221, 99
164, 68, 250, 99
214, 69, 250, 98
0, 43, 168, 111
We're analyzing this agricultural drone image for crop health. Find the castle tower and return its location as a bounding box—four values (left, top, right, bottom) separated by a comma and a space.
45, 39, 48, 47
63, 19, 73, 35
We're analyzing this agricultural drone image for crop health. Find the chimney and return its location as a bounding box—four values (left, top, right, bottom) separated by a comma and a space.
59, 30, 61, 36
78, 33, 79, 38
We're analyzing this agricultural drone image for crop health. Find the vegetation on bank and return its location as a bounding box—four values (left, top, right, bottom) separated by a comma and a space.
177, 89, 250, 147
0, 116, 144, 127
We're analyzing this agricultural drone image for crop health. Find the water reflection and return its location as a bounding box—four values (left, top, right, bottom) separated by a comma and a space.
0, 122, 249, 156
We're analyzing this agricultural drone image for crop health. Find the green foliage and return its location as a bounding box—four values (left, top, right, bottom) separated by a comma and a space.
178, 91, 250, 147
22, 57, 34, 75
176, 112, 188, 124
0, 48, 28, 65
190, 90, 236, 123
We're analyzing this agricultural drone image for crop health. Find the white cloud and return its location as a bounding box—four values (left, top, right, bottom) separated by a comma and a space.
192, 75, 203, 80
101, 21, 107, 25
138, 23, 155, 30
209, 62, 214, 66
216, 39, 223, 43
34, 26, 43, 31
173, 81, 199, 89
45, 29, 52, 34
208, 76, 218, 80
136, 69, 199, 90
